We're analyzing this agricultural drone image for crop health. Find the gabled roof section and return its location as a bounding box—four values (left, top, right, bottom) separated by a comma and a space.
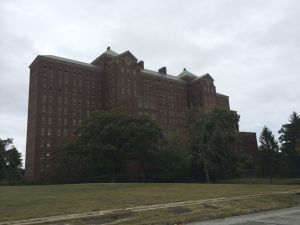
177, 68, 197, 81
197, 73, 214, 81
30, 55, 100, 71
103, 46, 119, 57
118, 50, 138, 61
189, 73, 215, 84
91, 47, 119, 64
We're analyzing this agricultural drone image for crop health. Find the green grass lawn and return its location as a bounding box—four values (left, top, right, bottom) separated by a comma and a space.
1, 183, 300, 222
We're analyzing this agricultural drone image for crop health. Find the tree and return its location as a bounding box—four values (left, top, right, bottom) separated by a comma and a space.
58, 111, 165, 183
156, 131, 191, 182
0, 138, 23, 183
257, 126, 279, 182
188, 110, 240, 183
278, 112, 300, 177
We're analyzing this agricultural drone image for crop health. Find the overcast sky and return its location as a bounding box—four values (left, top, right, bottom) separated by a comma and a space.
1, 0, 300, 165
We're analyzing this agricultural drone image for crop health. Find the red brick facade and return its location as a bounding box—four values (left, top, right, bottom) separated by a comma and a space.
25, 47, 254, 181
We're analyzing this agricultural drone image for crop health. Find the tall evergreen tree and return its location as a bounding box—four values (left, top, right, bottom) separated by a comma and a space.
258, 126, 279, 181
278, 112, 300, 177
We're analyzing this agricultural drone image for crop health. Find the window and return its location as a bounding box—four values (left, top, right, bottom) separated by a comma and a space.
42, 117, 46, 124
42, 106, 46, 113
42, 95, 46, 102
58, 118, 62, 125
58, 97, 62, 104
64, 97, 68, 104
48, 117, 52, 125
64, 108, 68, 115
47, 129, 52, 136
64, 129, 68, 136
48, 106, 52, 113
138, 99, 143, 108
41, 128, 45, 136
144, 101, 149, 109
46, 142, 51, 148
57, 129, 61, 136
40, 140, 45, 148
49, 96, 53, 103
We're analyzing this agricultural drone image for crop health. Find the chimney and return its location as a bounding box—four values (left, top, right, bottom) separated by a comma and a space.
158, 66, 167, 75
138, 60, 144, 69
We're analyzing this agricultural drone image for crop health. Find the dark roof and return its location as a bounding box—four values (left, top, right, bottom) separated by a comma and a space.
38, 55, 100, 70
141, 68, 185, 83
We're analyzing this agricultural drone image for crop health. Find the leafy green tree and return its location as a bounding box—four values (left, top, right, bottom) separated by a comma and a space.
258, 126, 279, 182
156, 131, 191, 182
58, 112, 164, 183
278, 112, 300, 177
188, 110, 240, 183
0, 138, 23, 183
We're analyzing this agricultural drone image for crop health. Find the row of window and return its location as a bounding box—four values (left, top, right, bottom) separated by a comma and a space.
120, 68, 137, 76
43, 84, 97, 97
40, 128, 77, 136
43, 64, 95, 78
41, 117, 82, 126
42, 95, 96, 106
42, 106, 92, 116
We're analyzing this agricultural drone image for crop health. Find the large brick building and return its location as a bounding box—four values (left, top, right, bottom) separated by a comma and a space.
25, 47, 256, 181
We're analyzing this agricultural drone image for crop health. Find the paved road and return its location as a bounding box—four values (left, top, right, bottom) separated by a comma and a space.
188, 206, 300, 225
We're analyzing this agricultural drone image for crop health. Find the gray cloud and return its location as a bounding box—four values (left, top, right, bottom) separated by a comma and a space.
1, 0, 300, 163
